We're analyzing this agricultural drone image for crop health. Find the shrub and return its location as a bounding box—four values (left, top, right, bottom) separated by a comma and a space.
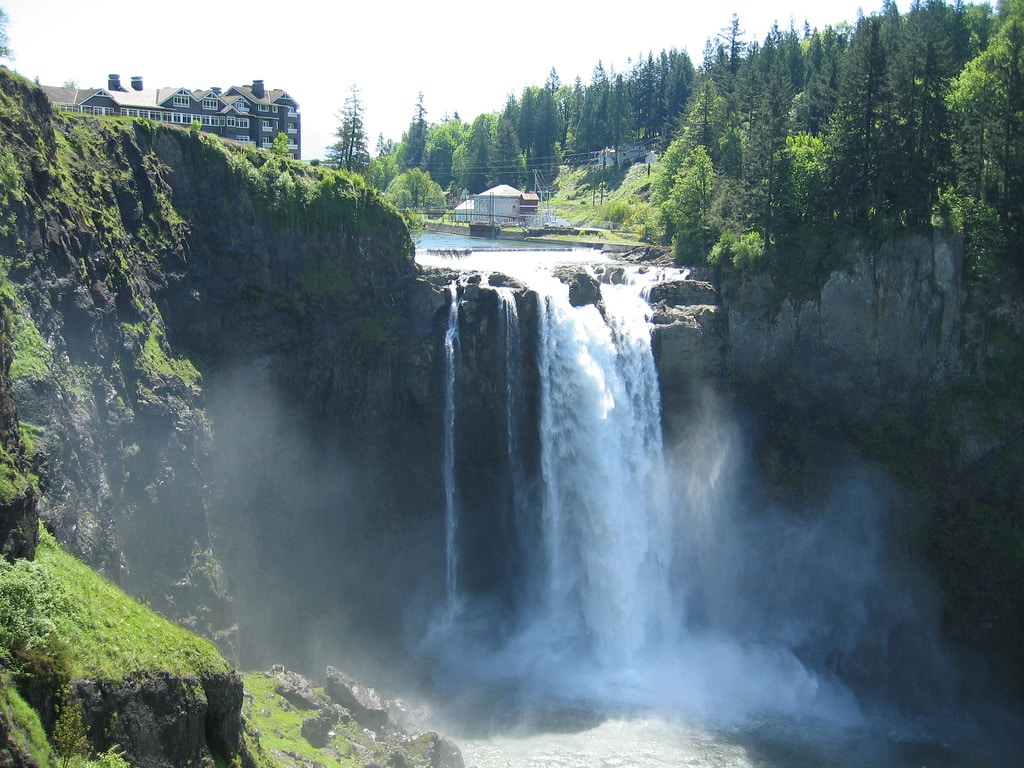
708, 230, 764, 273
52, 687, 87, 768
0, 557, 72, 684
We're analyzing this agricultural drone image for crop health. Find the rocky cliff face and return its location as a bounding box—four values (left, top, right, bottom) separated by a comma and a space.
726, 233, 968, 415
647, 232, 1023, 701
0, 68, 441, 661
0, 68, 448, 765
63, 672, 249, 768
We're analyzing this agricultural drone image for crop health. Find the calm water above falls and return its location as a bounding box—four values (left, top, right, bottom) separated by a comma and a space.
413, 233, 1022, 768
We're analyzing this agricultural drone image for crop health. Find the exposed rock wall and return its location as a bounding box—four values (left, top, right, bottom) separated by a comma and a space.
0, 305, 36, 563
69, 672, 251, 768
725, 233, 968, 417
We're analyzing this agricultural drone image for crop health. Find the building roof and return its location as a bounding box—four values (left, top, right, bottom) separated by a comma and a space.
98, 87, 180, 109
44, 80, 299, 110
40, 85, 100, 104
476, 184, 523, 198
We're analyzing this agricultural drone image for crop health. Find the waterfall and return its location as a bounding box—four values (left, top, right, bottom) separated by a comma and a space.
415, 241, 966, 758
496, 286, 527, 570
424, 256, 679, 692
534, 276, 673, 667
496, 287, 521, 493
442, 281, 460, 621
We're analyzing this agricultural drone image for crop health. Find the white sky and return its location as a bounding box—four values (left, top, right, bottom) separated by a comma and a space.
2, 0, 876, 161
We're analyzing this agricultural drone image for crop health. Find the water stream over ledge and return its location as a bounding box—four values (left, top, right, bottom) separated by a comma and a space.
411, 232, 1023, 768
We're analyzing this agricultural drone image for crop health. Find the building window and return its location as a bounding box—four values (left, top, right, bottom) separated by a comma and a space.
235, 100, 249, 112
258, 103, 272, 112
287, 123, 297, 134
202, 97, 219, 111
261, 120, 274, 132
173, 94, 190, 108
227, 116, 249, 128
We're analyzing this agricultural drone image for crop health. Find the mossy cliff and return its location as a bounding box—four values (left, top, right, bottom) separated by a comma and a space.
0, 67, 460, 766
0, 67, 434, 658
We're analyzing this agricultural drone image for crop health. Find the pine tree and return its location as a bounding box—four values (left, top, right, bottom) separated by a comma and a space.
326, 84, 370, 174
490, 114, 526, 189
401, 93, 429, 171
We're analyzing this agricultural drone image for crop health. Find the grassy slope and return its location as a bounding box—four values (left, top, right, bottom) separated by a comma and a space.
1, 529, 416, 767
0, 528, 234, 766
33, 528, 231, 680
547, 161, 656, 238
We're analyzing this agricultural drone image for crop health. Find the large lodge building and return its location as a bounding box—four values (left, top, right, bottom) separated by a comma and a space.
42, 75, 301, 159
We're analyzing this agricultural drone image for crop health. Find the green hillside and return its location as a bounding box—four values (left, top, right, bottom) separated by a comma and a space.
0, 526, 250, 766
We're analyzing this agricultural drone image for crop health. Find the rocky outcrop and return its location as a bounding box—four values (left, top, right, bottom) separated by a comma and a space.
64, 672, 252, 768
647, 279, 727, 424
263, 666, 464, 768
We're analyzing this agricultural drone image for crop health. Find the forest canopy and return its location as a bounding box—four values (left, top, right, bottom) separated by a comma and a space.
354, 0, 1023, 280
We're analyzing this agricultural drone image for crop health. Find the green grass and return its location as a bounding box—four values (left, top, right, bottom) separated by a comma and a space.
34, 526, 231, 680
0, 526, 237, 766
546, 162, 655, 242
242, 671, 361, 767
0, 259, 52, 382
0, 675, 53, 766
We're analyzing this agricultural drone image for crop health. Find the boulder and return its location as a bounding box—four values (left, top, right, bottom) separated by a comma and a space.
300, 715, 335, 748
272, 668, 331, 712
552, 265, 602, 307
324, 666, 390, 732
647, 278, 718, 307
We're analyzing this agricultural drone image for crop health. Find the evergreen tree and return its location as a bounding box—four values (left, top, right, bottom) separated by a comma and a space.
660, 49, 696, 138
401, 92, 429, 171
490, 113, 526, 188
747, 25, 797, 234
326, 84, 370, 174
827, 14, 891, 223
456, 113, 494, 193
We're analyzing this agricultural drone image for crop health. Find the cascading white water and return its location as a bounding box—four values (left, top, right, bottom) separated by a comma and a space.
418, 251, 692, 706
442, 280, 460, 621
495, 287, 522, 508
533, 275, 673, 667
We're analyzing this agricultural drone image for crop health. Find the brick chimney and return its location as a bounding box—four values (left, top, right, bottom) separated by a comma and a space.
251, 79, 265, 99
108, 74, 123, 91
130, 76, 143, 91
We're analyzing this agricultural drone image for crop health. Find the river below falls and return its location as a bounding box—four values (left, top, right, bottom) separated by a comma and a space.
449, 712, 1023, 768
